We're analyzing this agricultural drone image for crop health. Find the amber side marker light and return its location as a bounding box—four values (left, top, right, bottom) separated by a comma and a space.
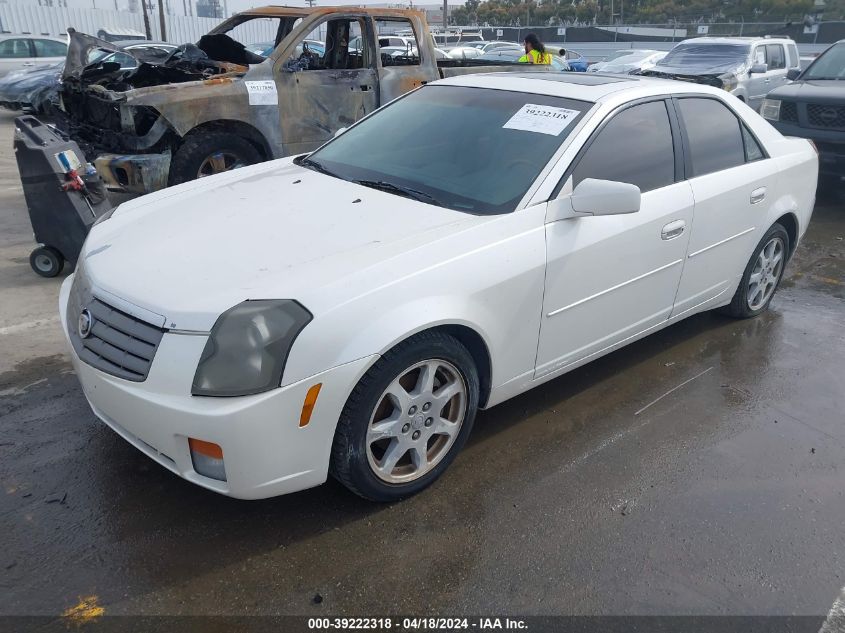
188, 438, 226, 481
299, 383, 323, 427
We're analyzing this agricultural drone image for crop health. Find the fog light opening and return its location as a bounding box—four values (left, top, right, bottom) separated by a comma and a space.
188, 438, 227, 481
299, 383, 323, 427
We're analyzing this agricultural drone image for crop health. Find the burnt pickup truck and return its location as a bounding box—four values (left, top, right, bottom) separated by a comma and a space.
50, 6, 546, 195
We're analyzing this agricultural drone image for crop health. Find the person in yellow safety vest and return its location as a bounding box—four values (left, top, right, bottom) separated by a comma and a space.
518, 33, 553, 65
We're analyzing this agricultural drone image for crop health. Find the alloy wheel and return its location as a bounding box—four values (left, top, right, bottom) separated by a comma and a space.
366, 359, 467, 484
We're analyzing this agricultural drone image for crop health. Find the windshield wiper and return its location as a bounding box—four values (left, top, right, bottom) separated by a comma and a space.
296, 156, 339, 178
354, 179, 440, 205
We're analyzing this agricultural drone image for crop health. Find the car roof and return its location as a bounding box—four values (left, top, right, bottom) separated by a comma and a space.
678, 36, 794, 44
115, 40, 175, 49
436, 72, 720, 103
0, 34, 65, 42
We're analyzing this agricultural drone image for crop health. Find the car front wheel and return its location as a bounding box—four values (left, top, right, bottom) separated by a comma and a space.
330, 331, 479, 502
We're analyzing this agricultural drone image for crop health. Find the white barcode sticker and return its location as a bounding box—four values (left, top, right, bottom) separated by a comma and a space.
503, 103, 580, 136
245, 80, 278, 105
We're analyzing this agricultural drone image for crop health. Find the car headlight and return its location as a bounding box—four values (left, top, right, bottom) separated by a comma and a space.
760, 98, 782, 121
192, 300, 312, 397
719, 73, 739, 92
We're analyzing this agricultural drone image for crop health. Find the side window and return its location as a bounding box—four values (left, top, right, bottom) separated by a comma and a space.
766, 44, 785, 70
677, 98, 747, 177
287, 18, 367, 71
572, 100, 675, 193
787, 44, 799, 69
741, 124, 765, 162
753, 46, 767, 66
376, 19, 420, 67
0, 38, 31, 58
33, 39, 67, 57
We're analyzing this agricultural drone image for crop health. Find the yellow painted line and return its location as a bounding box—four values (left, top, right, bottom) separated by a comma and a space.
62, 595, 105, 625
812, 275, 843, 286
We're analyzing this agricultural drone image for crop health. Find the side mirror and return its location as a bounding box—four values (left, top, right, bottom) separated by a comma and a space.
547, 178, 641, 222
333, 127, 348, 138
750, 63, 768, 74
787, 68, 801, 80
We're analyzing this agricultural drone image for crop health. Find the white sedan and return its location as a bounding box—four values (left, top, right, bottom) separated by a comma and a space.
59, 73, 817, 501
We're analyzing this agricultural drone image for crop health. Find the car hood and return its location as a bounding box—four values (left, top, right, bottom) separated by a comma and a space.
81, 159, 487, 331
767, 79, 845, 103
63, 29, 127, 81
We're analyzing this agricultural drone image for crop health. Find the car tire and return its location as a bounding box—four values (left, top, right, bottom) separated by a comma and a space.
720, 223, 790, 319
168, 132, 261, 186
29, 246, 64, 278
330, 331, 480, 502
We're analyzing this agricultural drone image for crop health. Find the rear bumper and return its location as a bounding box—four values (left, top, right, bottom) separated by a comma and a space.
59, 274, 375, 500
94, 151, 171, 195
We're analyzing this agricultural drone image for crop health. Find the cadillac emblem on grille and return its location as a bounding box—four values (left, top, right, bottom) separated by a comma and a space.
78, 309, 94, 339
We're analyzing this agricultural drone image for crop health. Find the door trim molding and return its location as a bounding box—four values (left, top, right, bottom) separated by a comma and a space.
546, 258, 683, 318
688, 226, 756, 259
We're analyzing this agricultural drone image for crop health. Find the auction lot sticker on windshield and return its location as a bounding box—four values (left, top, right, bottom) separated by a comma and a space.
245, 80, 278, 106
503, 104, 580, 136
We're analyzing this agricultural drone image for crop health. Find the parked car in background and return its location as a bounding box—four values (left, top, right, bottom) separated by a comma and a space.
0, 35, 67, 79
588, 49, 666, 74
59, 72, 816, 502
447, 46, 483, 59
95, 27, 146, 43
560, 49, 588, 71
761, 39, 845, 186
477, 49, 570, 71
0, 39, 176, 113
642, 37, 800, 111
250, 38, 325, 58
455, 40, 522, 54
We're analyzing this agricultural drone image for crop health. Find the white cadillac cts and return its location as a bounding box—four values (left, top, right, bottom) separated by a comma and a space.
60, 73, 817, 501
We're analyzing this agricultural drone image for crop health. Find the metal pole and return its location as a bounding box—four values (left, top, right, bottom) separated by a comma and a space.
141, 0, 152, 39
443, 0, 447, 30
157, 0, 166, 40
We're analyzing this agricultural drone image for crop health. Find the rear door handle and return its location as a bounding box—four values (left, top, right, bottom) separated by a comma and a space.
661, 219, 686, 240
750, 187, 766, 204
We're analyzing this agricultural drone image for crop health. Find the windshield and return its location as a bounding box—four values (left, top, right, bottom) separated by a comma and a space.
307, 85, 591, 214
802, 42, 845, 80
658, 42, 750, 69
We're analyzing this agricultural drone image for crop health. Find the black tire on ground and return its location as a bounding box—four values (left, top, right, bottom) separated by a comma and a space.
29, 246, 64, 278
720, 223, 790, 319
330, 331, 480, 502
168, 132, 262, 186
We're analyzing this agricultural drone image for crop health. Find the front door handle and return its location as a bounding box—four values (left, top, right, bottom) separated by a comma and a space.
661, 219, 686, 240
750, 187, 766, 204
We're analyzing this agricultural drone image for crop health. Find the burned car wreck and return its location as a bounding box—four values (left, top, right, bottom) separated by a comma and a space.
41, 6, 540, 195
56, 27, 264, 193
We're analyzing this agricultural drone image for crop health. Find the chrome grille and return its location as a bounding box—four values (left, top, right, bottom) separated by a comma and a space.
67, 275, 164, 382
807, 103, 845, 129
780, 101, 798, 123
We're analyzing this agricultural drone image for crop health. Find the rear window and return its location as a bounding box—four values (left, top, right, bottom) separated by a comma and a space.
677, 98, 746, 177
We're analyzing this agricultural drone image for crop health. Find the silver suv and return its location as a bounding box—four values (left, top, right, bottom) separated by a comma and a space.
643, 36, 800, 111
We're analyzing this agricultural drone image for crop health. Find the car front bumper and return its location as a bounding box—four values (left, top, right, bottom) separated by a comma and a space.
94, 151, 171, 195
771, 121, 845, 178
59, 274, 375, 500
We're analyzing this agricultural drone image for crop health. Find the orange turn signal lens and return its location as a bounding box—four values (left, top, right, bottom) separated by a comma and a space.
188, 438, 223, 459
299, 383, 323, 427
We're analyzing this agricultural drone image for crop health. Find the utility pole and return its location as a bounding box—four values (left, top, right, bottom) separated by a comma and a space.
141, 0, 152, 39
158, 0, 167, 40
443, 0, 447, 30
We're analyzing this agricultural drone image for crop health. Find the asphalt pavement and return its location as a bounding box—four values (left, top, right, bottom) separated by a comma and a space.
0, 110, 844, 625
